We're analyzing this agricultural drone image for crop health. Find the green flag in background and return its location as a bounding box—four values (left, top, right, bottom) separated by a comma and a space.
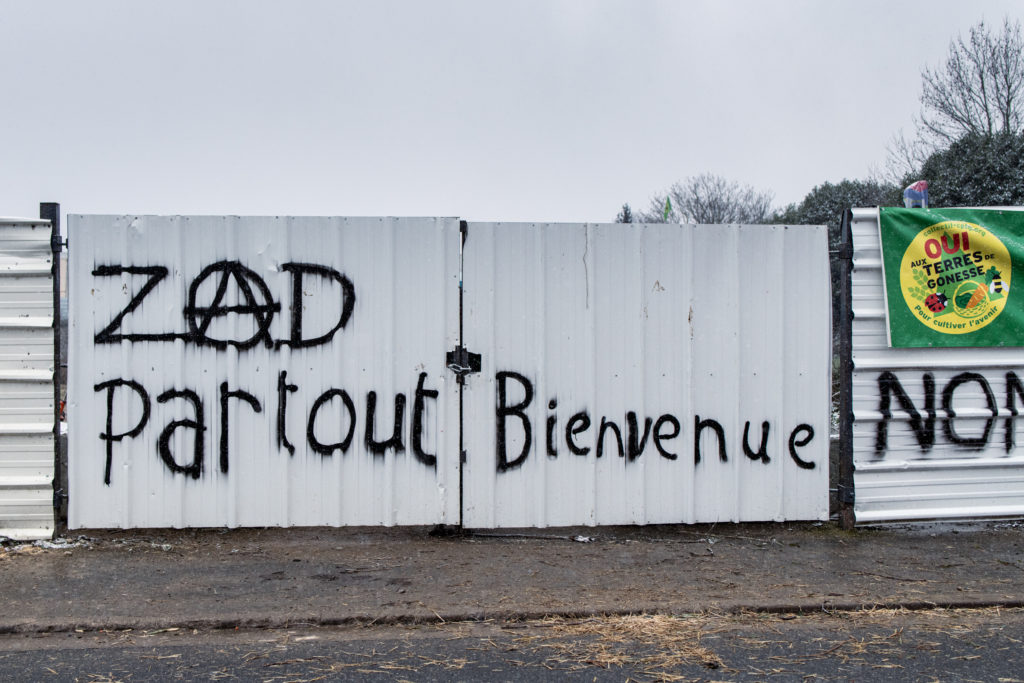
878, 207, 1024, 347
663, 196, 672, 221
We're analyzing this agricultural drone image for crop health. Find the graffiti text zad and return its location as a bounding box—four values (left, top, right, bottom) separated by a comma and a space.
92, 261, 355, 349
874, 370, 1024, 455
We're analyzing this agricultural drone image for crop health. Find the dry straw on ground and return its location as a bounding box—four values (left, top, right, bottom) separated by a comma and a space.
508, 613, 727, 680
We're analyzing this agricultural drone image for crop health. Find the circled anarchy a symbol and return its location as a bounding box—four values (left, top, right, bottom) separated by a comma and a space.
184, 261, 281, 349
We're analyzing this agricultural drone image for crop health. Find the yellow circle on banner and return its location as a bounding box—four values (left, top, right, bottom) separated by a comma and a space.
899, 220, 1012, 335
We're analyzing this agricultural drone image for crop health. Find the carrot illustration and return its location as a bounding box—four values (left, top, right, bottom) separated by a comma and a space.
966, 282, 987, 308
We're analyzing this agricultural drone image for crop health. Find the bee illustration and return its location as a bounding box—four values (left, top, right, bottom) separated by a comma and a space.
925, 292, 948, 312
986, 267, 1007, 296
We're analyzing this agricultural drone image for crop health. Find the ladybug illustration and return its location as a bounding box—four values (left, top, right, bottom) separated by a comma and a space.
925, 292, 948, 312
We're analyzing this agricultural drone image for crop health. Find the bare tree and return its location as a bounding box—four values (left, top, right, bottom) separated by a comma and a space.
638, 173, 774, 224
920, 18, 1024, 142
884, 18, 1024, 181
880, 129, 933, 184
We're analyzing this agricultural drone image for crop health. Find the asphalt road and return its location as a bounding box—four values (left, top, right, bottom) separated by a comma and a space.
6, 522, 1024, 636
1, 607, 1021, 682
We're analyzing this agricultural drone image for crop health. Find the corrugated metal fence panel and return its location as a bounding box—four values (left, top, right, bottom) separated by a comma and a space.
68, 216, 460, 529
461, 222, 830, 527
0, 218, 55, 540
851, 207, 1024, 522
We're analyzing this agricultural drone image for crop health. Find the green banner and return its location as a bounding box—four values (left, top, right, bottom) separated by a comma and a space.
878, 207, 1024, 348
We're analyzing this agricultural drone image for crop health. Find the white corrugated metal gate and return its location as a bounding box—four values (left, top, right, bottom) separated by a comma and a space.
68, 216, 830, 529
0, 217, 56, 540
69, 216, 461, 528
460, 222, 830, 526
849, 207, 1024, 522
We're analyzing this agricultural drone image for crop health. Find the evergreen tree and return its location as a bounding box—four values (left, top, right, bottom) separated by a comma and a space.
615, 203, 633, 223
911, 131, 1024, 207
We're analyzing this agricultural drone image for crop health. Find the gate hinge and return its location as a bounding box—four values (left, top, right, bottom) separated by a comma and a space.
446, 345, 481, 381
836, 241, 853, 262
837, 483, 855, 505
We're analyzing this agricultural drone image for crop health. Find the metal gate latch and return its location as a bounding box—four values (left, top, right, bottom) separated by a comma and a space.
446, 345, 481, 382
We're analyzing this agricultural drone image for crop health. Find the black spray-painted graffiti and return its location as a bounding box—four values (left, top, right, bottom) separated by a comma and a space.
874, 371, 1024, 455
96, 368, 817, 486
495, 371, 817, 472
89, 261, 821, 484
93, 371, 439, 485
92, 261, 355, 348
91, 260, 441, 485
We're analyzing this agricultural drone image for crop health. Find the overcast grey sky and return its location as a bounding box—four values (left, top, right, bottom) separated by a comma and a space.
3, 1, 1024, 224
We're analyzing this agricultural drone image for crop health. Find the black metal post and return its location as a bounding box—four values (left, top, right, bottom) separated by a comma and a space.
837, 209, 856, 529
40, 202, 65, 534
457, 220, 467, 530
